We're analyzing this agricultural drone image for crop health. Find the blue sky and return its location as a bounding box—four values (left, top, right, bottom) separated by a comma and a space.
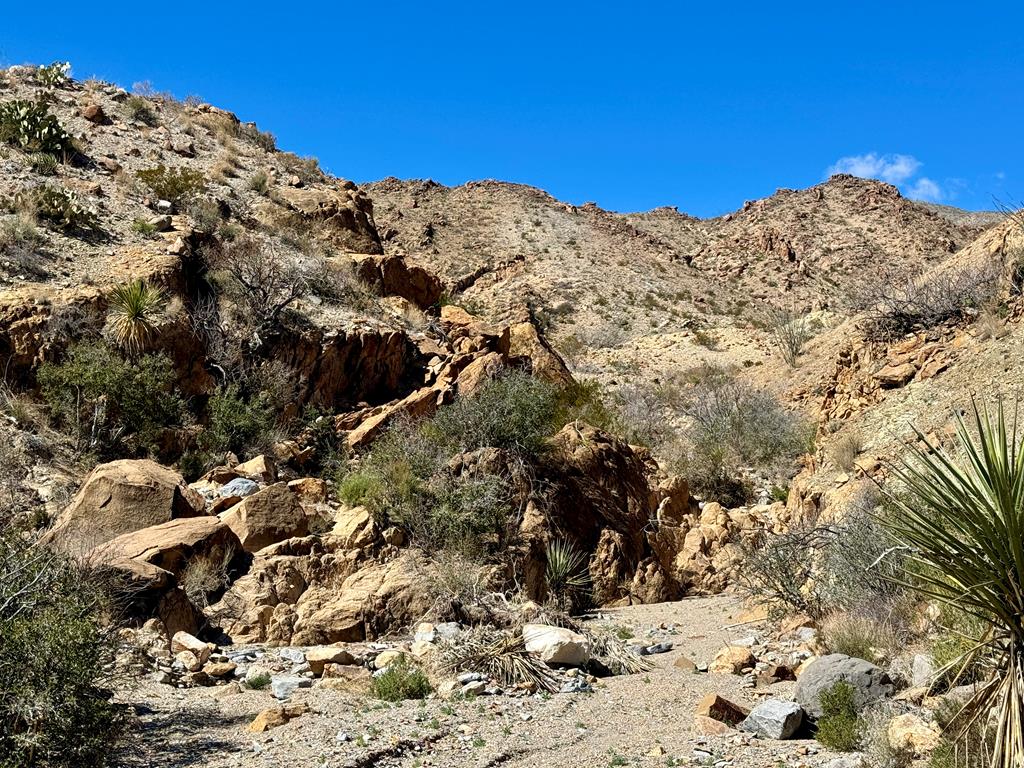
3, 2, 1021, 216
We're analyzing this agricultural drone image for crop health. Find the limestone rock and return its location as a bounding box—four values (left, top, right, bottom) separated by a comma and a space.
740, 699, 804, 739
306, 646, 356, 675
220, 483, 308, 552
522, 624, 590, 666
795, 654, 895, 718
887, 714, 941, 755
89, 516, 241, 578
710, 645, 756, 674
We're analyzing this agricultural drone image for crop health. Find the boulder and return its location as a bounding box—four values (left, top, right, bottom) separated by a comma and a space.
306, 646, 356, 675
266, 184, 382, 254
330, 506, 377, 550
740, 699, 804, 740
248, 703, 309, 732
171, 631, 212, 665
43, 460, 205, 555
88, 516, 242, 578
220, 483, 308, 552
695, 693, 749, 725
710, 645, 756, 674
911, 653, 937, 688
794, 654, 895, 718
271, 675, 312, 700
522, 624, 590, 666
693, 715, 733, 735
235, 455, 276, 484
887, 714, 941, 755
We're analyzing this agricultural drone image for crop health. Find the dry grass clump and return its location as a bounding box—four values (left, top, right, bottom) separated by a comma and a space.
438, 626, 560, 692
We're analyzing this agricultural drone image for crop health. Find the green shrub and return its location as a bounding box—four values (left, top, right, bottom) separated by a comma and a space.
136, 164, 206, 204
200, 384, 276, 457
0, 528, 127, 766
0, 100, 74, 157
245, 672, 271, 690
16, 185, 100, 233
125, 94, 157, 126
338, 471, 375, 506
107, 279, 166, 356
131, 217, 157, 238
240, 123, 276, 152
815, 682, 863, 751
370, 656, 432, 701
38, 341, 184, 456
247, 169, 269, 194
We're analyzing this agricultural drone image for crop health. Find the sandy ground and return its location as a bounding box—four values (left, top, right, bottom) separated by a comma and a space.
112, 595, 845, 768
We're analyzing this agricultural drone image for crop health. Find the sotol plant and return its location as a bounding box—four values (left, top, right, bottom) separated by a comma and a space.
107, 280, 166, 356
544, 539, 591, 603
885, 400, 1024, 768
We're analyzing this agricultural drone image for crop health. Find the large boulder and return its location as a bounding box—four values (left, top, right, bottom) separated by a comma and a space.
795, 654, 895, 718
43, 460, 205, 555
740, 700, 805, 740
265, 184, 382, 254
522, 624, 590, 666
220, 483, 309, 553
88, 516, 242, 578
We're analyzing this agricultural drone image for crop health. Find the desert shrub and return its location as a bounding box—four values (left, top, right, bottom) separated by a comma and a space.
855, 260, 1000, 341
131, 217, 157, 238
831, 431, 863, 471
125, 94, 157, 126
0, 528, 127, 766
200, 384, 277, 458
240, 123, 276, 152
179, 547, 235, 610
245, 672, 271, 690
930, 607, 988, 688
676, 365, 810, 505
247, 169, 269, 194
0, 211, 40, 250
16, 185, 99, 233
277, 152, 323, 184
184, 196, 223, 232
370, 656, 432, 701
0, 100, 74, 157
341, 371, 562, 554
106, 279, 166, 356
767, 306, 814, 366
815, 682, 864, 751
822, 612, 900, 663
136, 164, 205, 204
929, 697, 993, 768
556, 379, 616, 433
208, 236, 317, 328
38, 341, 184, 456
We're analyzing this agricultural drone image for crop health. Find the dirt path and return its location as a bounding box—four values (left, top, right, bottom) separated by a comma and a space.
115, 595, 840, 768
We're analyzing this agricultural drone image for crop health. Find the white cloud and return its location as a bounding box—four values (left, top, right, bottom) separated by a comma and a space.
828, 152, 922, 185
907, 177, 943, 202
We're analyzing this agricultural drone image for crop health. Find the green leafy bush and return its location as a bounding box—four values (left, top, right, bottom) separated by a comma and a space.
38, 341, 184, 456
136, 164, 206, 204
125, 95, 157, 126
200, 384, 277, 457
815, 682, 863, 751
0, 528, 127, 766
0, 100, 74, 157
370, 656, 432, 701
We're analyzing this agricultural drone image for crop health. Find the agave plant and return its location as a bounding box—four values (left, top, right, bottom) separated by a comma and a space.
884, 400, 1024, 768
544, 539, 591, 602
107, 280, 166, 356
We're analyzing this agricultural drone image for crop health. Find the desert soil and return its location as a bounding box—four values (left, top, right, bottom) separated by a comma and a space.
114, 595, 838, 768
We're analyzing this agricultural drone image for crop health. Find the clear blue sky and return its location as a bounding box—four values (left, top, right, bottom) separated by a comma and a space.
3, 2, 1021, 216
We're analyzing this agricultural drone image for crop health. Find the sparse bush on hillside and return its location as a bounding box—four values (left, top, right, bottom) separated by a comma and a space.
199, 383, 278, 458
0, 527, 127, 766
831, 431, 863, 471
855, 259, 1000, 340
815, 682, 864, 752
15, 184, 99, 234
240, 123, 276, 152
0, 100, 75, 157
136, 164, 205, 205
208, 236, 317, 329
822, 612, 901, 663
767, 306, 814, 366
674, 365, 810, 505
38, 341, 184, 457
370, 656, 432, 701
247, 169, 270, 194
125, 94, 157, 126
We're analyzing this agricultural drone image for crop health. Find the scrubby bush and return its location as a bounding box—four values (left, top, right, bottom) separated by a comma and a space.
370, 656, 432, 701
815, 682, 863, 751
676, 365, 810, 505
855, 260, 1000, 341
822, 612, 900, 663
136, 164, 205, 204
200, 384, 277, 458
240, 123, 276, 152
767, 306, 815, 366
340, 370, 564, 554
38, 341, 184, 456
0, 528, 127, 766
0, 100, 74, 157
125, 94, 157, 126
247, 169, 270, 194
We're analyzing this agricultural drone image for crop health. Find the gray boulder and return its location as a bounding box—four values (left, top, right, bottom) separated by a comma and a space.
740, 699, 804, 739
271, 675, 312, 700
795, 654, 894, 718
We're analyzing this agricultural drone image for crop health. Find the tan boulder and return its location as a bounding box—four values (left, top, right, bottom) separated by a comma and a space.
306, 646, 356, 675
695, 693, 750, 725
89, 516, 241, 578
171, 631, 213, 665
507, 320, 573, 386
267, 184, 381, 254
888, 714, 941, 755
319, 665, 372, 693
694, 715, 733, 735
235, 455, 277, 484
330, 506, 377, 550
247, 703, 309, 733
709, 646, 756, 674
43, 460, 205, 555
373, 649, 405, 669
287, 478, 328, 506
220, 483, 308, 553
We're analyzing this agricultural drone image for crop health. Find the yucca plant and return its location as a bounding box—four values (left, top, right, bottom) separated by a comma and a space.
544, 539, 591, 604
883, 400, 1024, 768
107, 280, 166, 356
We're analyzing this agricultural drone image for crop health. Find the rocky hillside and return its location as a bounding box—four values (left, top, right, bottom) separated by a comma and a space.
2, 62, 1023, 768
